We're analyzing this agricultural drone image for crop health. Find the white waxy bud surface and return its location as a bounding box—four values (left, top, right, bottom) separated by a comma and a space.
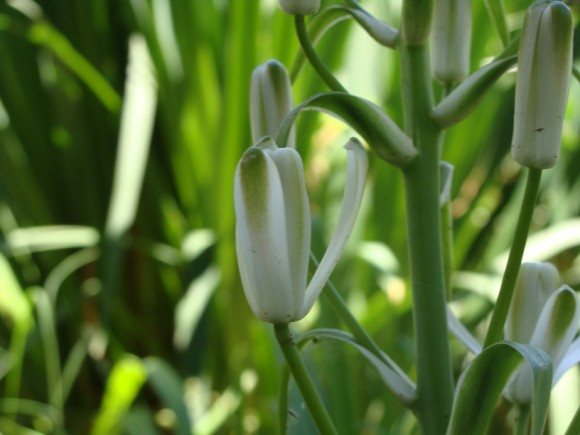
511, 0, 573, 169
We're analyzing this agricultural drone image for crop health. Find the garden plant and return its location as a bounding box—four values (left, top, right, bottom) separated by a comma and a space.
1, 0, 580, 434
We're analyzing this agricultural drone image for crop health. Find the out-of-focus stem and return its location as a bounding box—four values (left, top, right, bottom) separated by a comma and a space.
484, 168, 542, 348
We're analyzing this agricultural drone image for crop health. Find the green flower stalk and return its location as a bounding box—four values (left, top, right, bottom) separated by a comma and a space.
250, 60, 295, 147
431, 0, 472, 83
511, 0, 573, 169
234, 137, 367, 323
279, 0, 320, 16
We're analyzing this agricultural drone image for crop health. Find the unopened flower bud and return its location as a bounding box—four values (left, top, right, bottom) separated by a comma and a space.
511, 0, 573, 169
279, 0, 320, 16
234, 137, 367, 323
505, 262, 559, 344
504, 262, 580, 403
250, 60, 295, 147
431, 0, 472, 83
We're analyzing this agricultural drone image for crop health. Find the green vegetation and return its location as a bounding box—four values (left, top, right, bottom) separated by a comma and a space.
1, 0, 580, 433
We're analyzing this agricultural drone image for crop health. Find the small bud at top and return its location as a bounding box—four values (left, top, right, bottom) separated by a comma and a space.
250, 60, 295, 147
431, 0, 472, 83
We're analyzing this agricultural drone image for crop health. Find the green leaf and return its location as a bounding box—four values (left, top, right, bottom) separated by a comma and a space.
299, 328, 416, 404
143, 358, 191, 435
2, 226, 99, 255
432, 56, 516, 129
91, 356, 148, 435
446, 341, 552, 435
484, 0, 510, 46
276, 92, 416, 167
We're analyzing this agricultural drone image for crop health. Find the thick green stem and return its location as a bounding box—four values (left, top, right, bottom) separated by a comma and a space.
484, 168, 542, 348
274, 323, 338, 435
294, 15, 347, 93
399, 43, 454, 433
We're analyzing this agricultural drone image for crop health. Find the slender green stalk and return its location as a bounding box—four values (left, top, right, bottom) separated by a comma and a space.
294, 15, 347, 92
311, 255, 388, 365
483, 168, 542, 348
514, 404, 530, 435
278, 363, 291, 434
322, 274, 388, 363
273, 323, 338, 435
399, 43, 454, 433
441, 200, 454, 300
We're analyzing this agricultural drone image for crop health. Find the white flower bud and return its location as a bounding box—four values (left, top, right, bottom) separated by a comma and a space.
234, 138, 367, 323
511, 0, 573, 169
431, 0, 472, 83
250, 60, 295, 147
505, 262, 559, 344
504, 262, 580, 403
279, 0, 320, 16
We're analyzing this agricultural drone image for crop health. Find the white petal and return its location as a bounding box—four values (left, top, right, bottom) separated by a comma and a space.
529, 286, 580, 369
234, 140, 305, 322
507, 285, 579, 403
511, 1, 573, 169
301, 138, 368, 316
554, 338, 580, 384
505, 262, 559, 344
250, 60, 295, 147
267, 146, 310, 295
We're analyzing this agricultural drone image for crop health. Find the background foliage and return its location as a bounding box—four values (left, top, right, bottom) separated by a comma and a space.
1, 0, 580, 433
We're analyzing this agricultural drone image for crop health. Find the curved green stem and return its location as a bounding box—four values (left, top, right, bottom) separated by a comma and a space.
294, 15, 347, 92
274, 323, 338, 435
484, 168, 542, 348
515, 403, 530, 435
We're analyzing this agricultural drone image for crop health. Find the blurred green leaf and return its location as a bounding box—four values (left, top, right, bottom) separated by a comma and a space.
91, 355, 148, 435
143, 357, 191, 435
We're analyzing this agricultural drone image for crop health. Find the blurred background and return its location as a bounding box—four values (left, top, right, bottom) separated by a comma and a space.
1, 0, 580, 433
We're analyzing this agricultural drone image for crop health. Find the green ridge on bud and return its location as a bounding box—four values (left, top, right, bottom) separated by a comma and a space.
250, 60, 295, 147
431, 0, 472, 83
279, 0, 320, 16
505, 262, 559, 344
234, 137, 368, 323
511, 0, 573, 169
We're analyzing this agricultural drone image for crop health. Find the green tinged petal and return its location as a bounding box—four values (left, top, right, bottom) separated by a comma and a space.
505, 262, 559, 344
511, 0, 573, 169
431, 0, 472, 83
250, 60, 295, 147
234, 138, 309, 322
507, 286, 580, 403
302, 138, 368, 316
